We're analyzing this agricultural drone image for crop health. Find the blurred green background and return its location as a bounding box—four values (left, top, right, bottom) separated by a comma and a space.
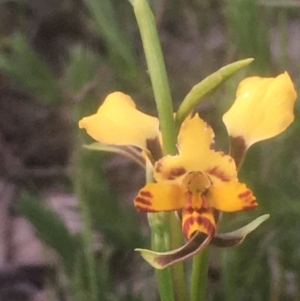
0, 0, 299, 300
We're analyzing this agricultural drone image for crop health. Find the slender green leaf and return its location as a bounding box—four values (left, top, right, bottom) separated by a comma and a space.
0, 35, 61, 104
83, 0, 137, 74
175, 58, 254, 128
18, 194, 78, 274
64, 46, 98, 95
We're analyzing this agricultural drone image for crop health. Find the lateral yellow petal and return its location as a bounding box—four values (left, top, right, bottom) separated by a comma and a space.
207, 181, 257, 212
182, 208, 215, 239
79, 92, 159, 149
223, 72, 297, 148
154, 114, 237, 184
134, 183, 187, 212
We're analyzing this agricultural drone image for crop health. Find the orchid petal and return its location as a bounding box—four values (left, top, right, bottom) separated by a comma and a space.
134, 183, 187, 212
136, 231, 212, 269
207, 181, 257, 212
211, 214, 270, 247
223, 72, 297, 148
79, 92, 160, 150
154, 115, 237, 184
182, 208, 215, 239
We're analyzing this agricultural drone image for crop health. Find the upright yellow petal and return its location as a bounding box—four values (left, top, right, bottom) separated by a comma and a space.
154, 114, 237, 184
79, 92, 159, 149
223, 72, 297, 148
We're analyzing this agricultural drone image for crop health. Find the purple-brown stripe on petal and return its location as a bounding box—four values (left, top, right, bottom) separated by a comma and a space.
242, 200, 258, 210
167, 167, 186, 180
183, 214, 215, 239
135, 197, 152, 206
155, 161, 162, 173
206, 166, 231, 182
238, 189, 258, 210
238, 190, 252, 199
134, 189, 154, 212
140, 191, 153, 198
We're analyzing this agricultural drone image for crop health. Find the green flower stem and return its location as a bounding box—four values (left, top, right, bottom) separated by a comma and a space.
169, 215, 187, 301
133, 0, 177, 155
75, 169, 98, 301
148, 212, 175, 301
190, 247, 210, 301
132, 1, 186, 301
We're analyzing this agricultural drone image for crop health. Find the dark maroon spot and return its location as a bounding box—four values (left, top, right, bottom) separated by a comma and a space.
146, 137, 163, 161
135, 197, 152, 206
230, 136, 247, 168
140, 191, 153, 198
167, 167, 186, 180
196, 207, 210, 214
185, 206, 194, 214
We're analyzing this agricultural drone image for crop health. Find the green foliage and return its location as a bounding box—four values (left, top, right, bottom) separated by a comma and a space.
225, 0, 272, 73
64, 46, 99, 96
0, 35, 61, 104
83, 0, 138, 76
1, 0, 300, 300
18, 193, 79, 275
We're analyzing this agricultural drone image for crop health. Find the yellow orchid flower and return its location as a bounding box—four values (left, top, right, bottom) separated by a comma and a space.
223, 72, 297, 151
134, 115, 257, 239
79, 90, 271, 267
79, 92, 257, 240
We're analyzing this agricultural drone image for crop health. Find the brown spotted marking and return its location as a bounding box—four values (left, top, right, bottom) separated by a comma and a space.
155, 161, 162, 173
167, 166, 186, 180
140, 190, 153, 198
206, 166, 231, 182
146, 137, 163, 162
238, 189, 252, 199
182, 213, 215, 239
135, 197, 152, 206
238, 190, 257, 208
242, 203, 258, 210
230, 136, 247, 167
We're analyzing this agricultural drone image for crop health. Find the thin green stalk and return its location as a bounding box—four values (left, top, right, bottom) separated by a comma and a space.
190, 247, 210, 301
148, 212, 176, 301
78, 193, 98, 301
169, 216, 187, 301
132, 1, 186, 300
146, 160, 175, 301
75, 154, 98, 301
133, 0, 177, 155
